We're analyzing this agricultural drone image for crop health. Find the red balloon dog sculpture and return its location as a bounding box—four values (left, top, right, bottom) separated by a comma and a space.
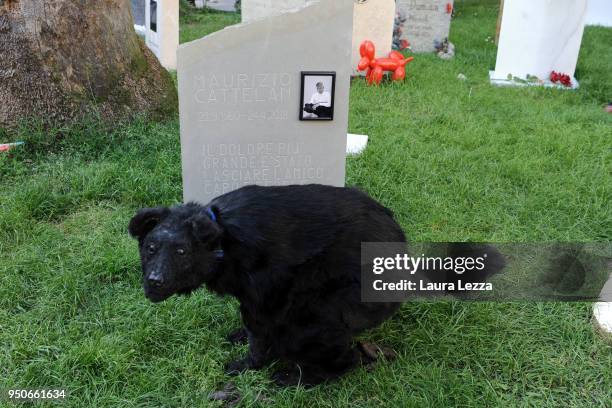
357, 40, 414, 85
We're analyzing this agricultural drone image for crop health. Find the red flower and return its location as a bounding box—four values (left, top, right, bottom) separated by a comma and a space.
550, 71, 571, 87
446, 3, 453, 14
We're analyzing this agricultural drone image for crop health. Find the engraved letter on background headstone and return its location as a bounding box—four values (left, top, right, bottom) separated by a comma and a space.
396, 0, 454, 53
178, 0, 354, 204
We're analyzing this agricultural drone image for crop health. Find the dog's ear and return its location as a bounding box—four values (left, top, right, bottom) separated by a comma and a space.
188, 209, 222, 244
128, 207, 170, 239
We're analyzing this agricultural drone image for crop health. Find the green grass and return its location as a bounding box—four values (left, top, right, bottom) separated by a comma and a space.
1, 1, 611, 406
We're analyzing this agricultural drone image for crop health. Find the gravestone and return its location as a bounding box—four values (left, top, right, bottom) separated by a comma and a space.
241, 0, 309, 23
395, 0, 454, 53
131, 0, 146, 26
178, 0, 354, 204
145, 0, 179, 70
490, 0, 587, 87
351, 0, 395, 74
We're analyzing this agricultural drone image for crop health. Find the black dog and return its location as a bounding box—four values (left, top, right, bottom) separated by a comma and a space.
128, 184, 502, 385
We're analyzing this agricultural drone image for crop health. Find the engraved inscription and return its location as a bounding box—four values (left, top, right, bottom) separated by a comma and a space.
193, 73, 292, 122
201, 142, 324, 195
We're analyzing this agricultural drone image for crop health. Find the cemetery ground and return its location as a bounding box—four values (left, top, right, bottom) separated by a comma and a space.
1, 1, 610, 406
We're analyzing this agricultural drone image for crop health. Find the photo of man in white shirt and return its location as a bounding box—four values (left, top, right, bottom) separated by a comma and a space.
301, 74, 335, 120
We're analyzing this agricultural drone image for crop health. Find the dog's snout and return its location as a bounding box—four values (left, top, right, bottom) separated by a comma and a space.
147, 273, 164, 288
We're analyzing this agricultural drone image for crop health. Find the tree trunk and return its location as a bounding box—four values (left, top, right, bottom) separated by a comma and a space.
0, 0, 178, 129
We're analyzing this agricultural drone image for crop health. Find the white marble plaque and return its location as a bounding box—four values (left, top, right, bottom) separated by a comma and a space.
395, 0, 454, 53
178, 0, 354, 204
145, 0, 179, 70
351, 0, 395, 74
490, 0, 587, 83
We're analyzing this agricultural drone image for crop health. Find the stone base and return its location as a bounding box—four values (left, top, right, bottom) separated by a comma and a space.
134, 24, 146, 38
489, 71, 579, 90
347, 133, 368, 155
593, 302, 612, 336
593, 272, 612, 337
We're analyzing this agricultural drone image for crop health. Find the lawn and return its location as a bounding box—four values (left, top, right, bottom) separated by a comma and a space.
1, 1, 611, 407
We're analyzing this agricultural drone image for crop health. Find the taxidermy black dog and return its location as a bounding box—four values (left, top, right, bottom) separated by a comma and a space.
129, 184, 503, 386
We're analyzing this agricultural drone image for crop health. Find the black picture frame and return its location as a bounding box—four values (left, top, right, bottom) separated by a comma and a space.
150, 0, 158, 32
299, 71, 336, 121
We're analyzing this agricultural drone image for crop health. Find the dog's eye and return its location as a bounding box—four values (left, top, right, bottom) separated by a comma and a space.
147, 244, 156, 254
176, 248, 185, 255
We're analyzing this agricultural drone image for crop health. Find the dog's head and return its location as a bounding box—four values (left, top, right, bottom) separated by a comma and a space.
128, 205, 222, 303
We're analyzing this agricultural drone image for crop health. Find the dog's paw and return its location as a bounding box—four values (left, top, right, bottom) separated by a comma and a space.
226, 327, 248, 345
225, 358, 251, 375
271, 368, 302, 387
358, 341, 397, 365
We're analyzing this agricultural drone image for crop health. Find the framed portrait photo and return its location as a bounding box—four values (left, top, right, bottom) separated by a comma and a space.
299, 71, 336, 121
150, 0, 158, 32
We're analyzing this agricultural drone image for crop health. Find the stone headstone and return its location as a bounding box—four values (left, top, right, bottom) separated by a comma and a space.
242, 0, 309, 23
145, 0, 179, 70
351, 0, 395, 74
178, 0, 354, 204
131, 0, 146, 26
395, 0, 454, 53
490, 0, 587, 86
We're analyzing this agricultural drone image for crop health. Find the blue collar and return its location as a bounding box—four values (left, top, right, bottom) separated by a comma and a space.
206, 207, 217, 222
206, 207, 224, 261
213, 249, 225, 260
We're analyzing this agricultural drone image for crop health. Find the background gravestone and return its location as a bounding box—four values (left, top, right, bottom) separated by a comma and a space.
490, 0, 587, 86
131, 0, 145, 26
395, 0, 454, 53
351, 0, 395, 74
145, 0, 179, 70
178, 0, 354, 204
